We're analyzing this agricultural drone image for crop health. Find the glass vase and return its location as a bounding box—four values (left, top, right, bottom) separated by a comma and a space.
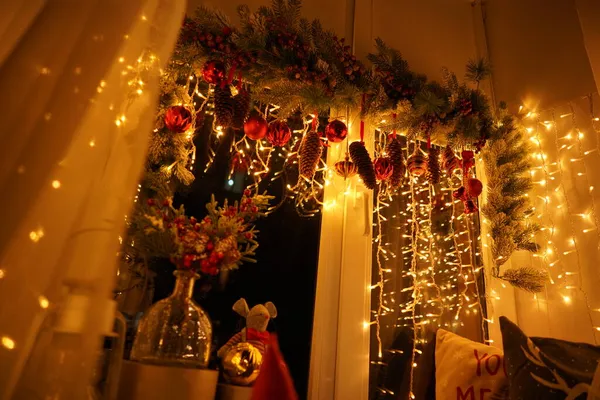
130, 270, 212, 368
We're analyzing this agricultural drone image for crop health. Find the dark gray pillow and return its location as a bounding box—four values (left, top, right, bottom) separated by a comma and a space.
499, 316, 600, 399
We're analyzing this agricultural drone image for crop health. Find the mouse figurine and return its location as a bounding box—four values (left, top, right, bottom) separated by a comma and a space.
218, 298, 277, 358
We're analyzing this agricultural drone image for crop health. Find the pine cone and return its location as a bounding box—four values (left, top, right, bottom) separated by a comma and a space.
441, 145, 460, 176
232, 89, 250, 129
349, 141, 377, 189
426, 146, 441, 184
299, 130, 323, 179
386, 137, 405, 188
214, 85, 234, 128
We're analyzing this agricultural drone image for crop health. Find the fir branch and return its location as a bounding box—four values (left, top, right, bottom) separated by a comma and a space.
482, 114, 541, 291
272, 0, 302, 27
414, 89, 445, 116
441, 67, 460, 93
500, 267, 548, 293
465, 58, 492, 86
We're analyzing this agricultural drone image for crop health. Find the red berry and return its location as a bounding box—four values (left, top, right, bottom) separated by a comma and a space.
163, 199, 170, 207
206, 242, 214, 251
245, 232, 253, 239
251, 206, 258, 213
222, 26, 232, 36
217, 252, 224, 260
147, 199, 155, 206
201, 259, 210, 268
244, 189, 251, 197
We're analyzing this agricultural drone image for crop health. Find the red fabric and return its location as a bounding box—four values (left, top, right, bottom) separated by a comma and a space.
360, 120, 365, 142
461, 150, 475, 170
251, 334, 298, 400
246, 328, 270, 344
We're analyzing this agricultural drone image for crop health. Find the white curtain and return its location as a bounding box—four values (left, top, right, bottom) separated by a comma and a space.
0, 1, 185, 398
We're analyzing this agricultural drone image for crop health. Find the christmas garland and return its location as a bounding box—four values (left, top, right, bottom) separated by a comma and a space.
125, 0, 546, 292
482, 109, 545, 292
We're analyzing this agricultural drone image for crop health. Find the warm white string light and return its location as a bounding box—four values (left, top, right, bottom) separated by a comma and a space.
499, 105, 600, 344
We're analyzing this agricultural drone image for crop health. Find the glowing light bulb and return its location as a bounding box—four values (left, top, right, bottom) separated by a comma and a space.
1, 336, 15, 350
38, 296, 49, 309
562, 295, 572, 305
29, 228, 44, 243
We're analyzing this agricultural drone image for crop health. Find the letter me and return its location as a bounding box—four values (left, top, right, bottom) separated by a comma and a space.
457, 386, 475, 400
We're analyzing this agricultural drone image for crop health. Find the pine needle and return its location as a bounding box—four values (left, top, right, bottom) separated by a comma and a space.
414, 90, 444, 116
465, 58, 492, 84
501, 267, 548, 293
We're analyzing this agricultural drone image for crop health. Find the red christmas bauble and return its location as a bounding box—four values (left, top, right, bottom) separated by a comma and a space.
164, 106, 192, 133
244, 114, 268, 140
374, 157, 394, 181
461, 150, 475, 170
202, 60, 226, 84
325, 120, 348, 143
266, 120, 292, 147
467, 178, 483, 197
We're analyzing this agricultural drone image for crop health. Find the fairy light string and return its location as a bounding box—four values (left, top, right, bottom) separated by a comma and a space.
370, 136, 490, 398
374, 191, 386, 359
426, 181, 443, 319
407, 151, 420, 400
569, 103, 600, 241
464, 212, 487, 338
550, 109, 597, 340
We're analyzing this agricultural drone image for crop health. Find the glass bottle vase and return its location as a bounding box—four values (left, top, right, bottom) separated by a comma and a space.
130, 270, 212, 368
